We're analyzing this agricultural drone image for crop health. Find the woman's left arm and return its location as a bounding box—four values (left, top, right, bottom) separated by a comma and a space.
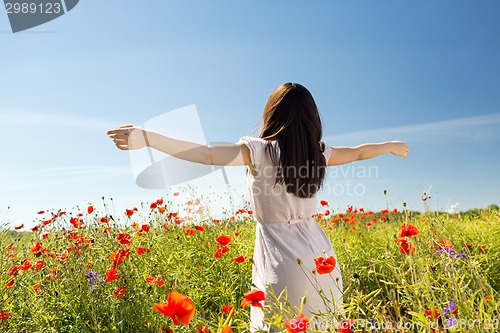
328, 141, 409, 166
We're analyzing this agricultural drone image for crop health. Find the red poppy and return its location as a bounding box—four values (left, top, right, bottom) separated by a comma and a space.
125, 208, 138, 217
117, 233, 132, 245
110, 248, 130, 267
154, 291, 196, 326
214, 245, 229, 258
194, 225, 205, 232
233, 255, 245, 264
173, 192, 179, 196
216, 235, 231, 246
221, 325, 233, 333
395, 239, 417, 255
425, 308, 440, 320
20, 259, 32, 272
33, 283, 42, 295
30, 241, 42, 254
398, 224, 419, 238
320, 200, 328, 207
161, 328, 174, 333
0, 312, 12, 320
105, 268, 120, 282
14, 224, 24, 230
6, 279, 15, 287
87, 205, 94, 214
197, 325, 209, 333
185, 228, 196, 236
156, 276, 165, 287
113, 286, 126, 298
140, 224, 151, 232
146, 276, 157, 284
136, 247, 150, 256
337, 319, 355, 333
70, 217, 84, 228
99, 216, 110, 223
240, 289, 266, 308
35, 260, 45, 271
9, 265, 20, 276
284, 313, 310, 333
314, 256, 337, 274
221, 304, 235, 315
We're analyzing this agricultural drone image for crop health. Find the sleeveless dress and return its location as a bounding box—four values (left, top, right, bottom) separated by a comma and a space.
238, 136, 343, 332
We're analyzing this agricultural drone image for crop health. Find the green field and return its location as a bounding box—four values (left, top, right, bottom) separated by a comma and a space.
1, 196, 499, 332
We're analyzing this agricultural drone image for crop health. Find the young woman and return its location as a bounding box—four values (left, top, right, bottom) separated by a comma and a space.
106, 82, 409, 331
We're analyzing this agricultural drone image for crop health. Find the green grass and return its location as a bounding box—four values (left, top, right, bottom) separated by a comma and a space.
1, 197, 499, 332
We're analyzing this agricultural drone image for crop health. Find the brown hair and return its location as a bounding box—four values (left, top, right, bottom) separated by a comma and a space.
260, 82, 327, 198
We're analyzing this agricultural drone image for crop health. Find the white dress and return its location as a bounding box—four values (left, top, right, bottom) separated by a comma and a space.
238, 136, 343, 332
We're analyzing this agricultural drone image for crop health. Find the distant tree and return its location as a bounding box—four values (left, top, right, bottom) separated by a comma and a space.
487, 204, 499, 211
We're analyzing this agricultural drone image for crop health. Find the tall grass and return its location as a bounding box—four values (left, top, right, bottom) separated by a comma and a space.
0, 195, 498, 332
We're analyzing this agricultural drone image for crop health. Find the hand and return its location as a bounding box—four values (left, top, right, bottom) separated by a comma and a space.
105, 125, 149, 150
390, 141, 410, 159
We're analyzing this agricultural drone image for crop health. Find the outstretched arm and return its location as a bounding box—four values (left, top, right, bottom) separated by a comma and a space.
328, 141, 409, 166
106, 125, 251, 166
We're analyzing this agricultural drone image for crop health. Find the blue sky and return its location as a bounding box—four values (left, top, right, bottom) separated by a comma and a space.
1, 1, 499, 228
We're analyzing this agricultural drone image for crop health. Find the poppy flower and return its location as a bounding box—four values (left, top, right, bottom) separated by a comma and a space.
197, 325, 209, 333
20, 259, 32, 272
105, 268, 120, 282
221, 325, 233, 333
194, 225, 205, 232
395, 239, 417, 255
113, 286, 126, 298
0, 312, 12, 320
185, 228, 196, 236
35, 260, 45, 271
125, 208, 138, 217
33, 283, 42, 295
6, 279, 15, 287
425, 308, 440, 320
146, 276, 157, 284
216, 235, 231, 246
284, 313, 310, 333
156, 276, 165, 287
337, 319, 355, 333
221, 304, 235, 315
320, 200, 328, 207
110, 248, 130, 267
136, 247, 150, 256
233, 255, 245, 264
214, 245, 229, 258
173, 192, 179, 196
140, 224, 151, 232
117, 233, 132, 245
240, 289, 266, 308
9, 265, 20, 276
398, 224, 419, 238
87, 205, 94, 214
14, 224, 24, 230
314, 256, 337, 274
30, 241, 42, 254
154, 291, 196, 326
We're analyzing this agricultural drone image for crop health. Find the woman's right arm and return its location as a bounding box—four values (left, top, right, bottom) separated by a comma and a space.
106, 125, 252, 167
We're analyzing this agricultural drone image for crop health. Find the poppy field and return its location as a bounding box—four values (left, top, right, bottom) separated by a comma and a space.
1, 193, 499, 333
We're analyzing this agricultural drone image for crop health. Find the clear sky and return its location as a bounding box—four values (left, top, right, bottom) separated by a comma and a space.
1, 0, 499, 229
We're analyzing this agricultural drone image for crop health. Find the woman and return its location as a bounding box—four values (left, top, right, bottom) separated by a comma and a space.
106, 82, 409, 331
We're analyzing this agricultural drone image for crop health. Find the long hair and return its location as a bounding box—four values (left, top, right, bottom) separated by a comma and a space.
260, 82, 326, 198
